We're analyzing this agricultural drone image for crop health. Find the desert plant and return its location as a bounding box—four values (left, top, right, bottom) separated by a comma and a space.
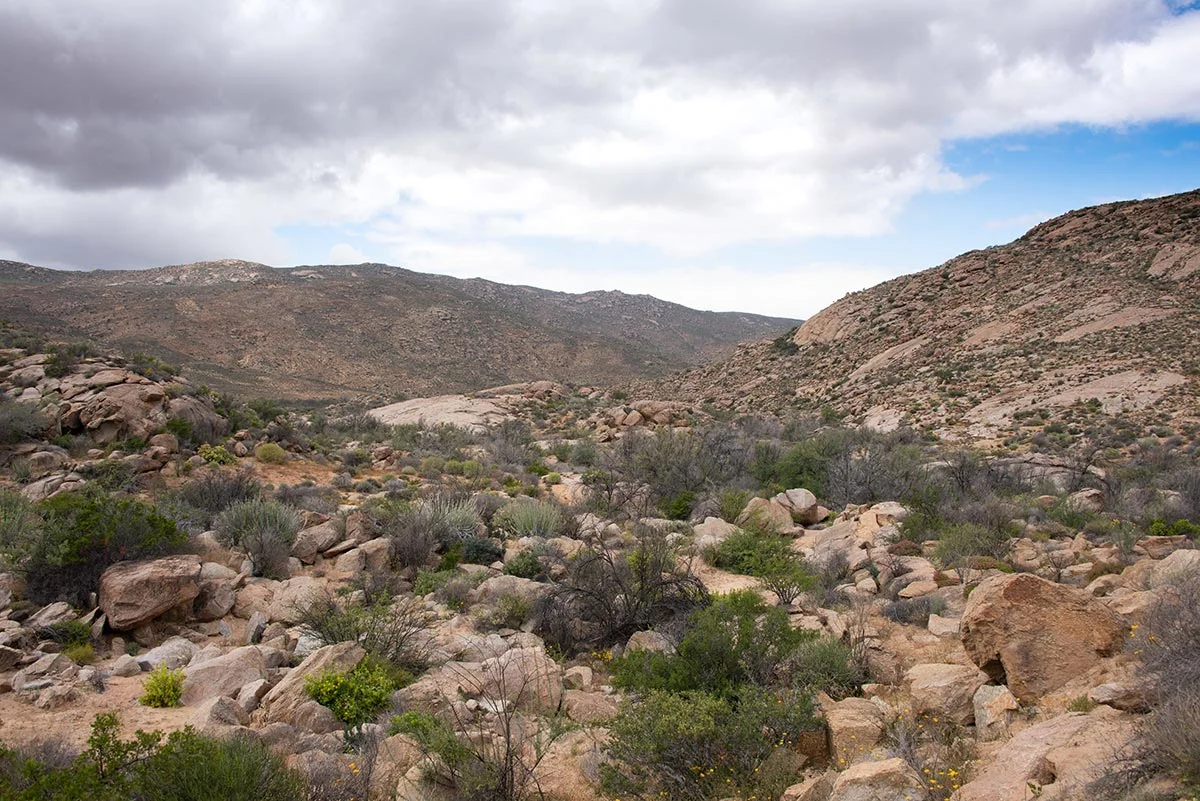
0, 489, 39, 568
703, 526, 792, 577
213, 499, 300, 578
305, 659, 397, 731
503, 549, 548, 581
933, 522, 1013, 585
197, 443, 238, 466
253, 442, 287, 464
20, 490, 184, 606
137, 727, 304, 801
491, 499, 565, 539
140, 664, 184, 708
293, 590, 432, 671
0, 395, 47, 445
461, 536, 504, 565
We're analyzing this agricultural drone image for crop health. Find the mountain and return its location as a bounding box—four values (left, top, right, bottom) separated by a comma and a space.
0, 260, 798, 401
638, 189, 1200, 439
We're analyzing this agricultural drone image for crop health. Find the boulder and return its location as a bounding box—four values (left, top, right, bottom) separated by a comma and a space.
137, 636, 198, 670
736, 497, 794, 532
99, 555, 203, 630
563, 689, 619, 723
828, 757, 925, 801
692, 517, 739, 551
905, 663, 989, 725
110, 654, 142, 677
824, 697, 885, 768
773, 488, 822, 525
261, 642, 365, 726
973, 684, 1019, 740
960, 573, 1125, 700
927, 614, 960, 638
188, 695, 250, 731
25, 601, 76, 629
181, 645, 269, 704
291, 522, 341, 563
193, 579, 236, 621
625, 630, 674, 654
479, 646, 563, 713
267, 576, 323, 624
782, 772, 837, 801
1088, 682, 1152, 712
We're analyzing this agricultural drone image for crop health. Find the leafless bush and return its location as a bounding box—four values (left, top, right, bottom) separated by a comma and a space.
293, 590, 434, 670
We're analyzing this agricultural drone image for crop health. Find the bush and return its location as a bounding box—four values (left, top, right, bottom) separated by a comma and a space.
536, 535, 708, 654
461, 536, 504, 565
294, 590, 432, 670
703, 526, 793, 577
0, 489, 39, 568
503, 549, 547, 581
141, 664, 184, 708
601, 686, 820, 801
274, 482, 339, 515
305, 660, 397, 730
491, 499, 565, 538
165, 468, 262, 532
213, 499, 300, 578
882, 595, 946, 626
933, 523, 1013, 582
253, 442, 287, 464
137, 728, 303, 801
0, 396, 47, 445
782, 635, 865, 699
64, 643, 96, 665
21, 490, 184, 606
197, 443, 238, 466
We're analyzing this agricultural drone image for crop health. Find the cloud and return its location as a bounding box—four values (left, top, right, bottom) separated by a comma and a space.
0, 1, 1198, 311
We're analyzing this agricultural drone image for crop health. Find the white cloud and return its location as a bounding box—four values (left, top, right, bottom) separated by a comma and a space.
0, 1, 1198, 313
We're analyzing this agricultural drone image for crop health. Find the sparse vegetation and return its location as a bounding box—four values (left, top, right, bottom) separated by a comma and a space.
213, 499, 300, 578
140, 664, 184, 708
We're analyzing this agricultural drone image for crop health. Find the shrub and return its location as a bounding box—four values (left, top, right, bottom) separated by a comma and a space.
536, 536, 708, 654
253, 442, 287, 464
22, 490, 184, 606
758, 557, 817, 605
141, 663, 184, 708
42, 343, 96, 378
933, 523, 1013, 583
305, 660, 396, 730
213, 499, 300, 578
197, 444, 238, 466
273, 482, 339, 514
659, 490, 696, 520
77, 460, 140, 493
169, 467, 261, 528
503, 549, 547, 581
703, 526, 792, 577
601, 686, 820, 801
294, 590, 432, 670
882, 595, 946, 626
0, 489, 39, 568
483, 593, 534, 630
542, 471, 561, 485
717, 489, 750, 523
782, 635, 865, 699
137, 728, 303, 801
0, 396, 47, 445
491, 499, 565, 538
461, 536, 504, 565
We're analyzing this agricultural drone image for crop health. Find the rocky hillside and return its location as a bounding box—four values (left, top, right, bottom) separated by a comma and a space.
0, 260, 797, 402
642, 189, 1200, 439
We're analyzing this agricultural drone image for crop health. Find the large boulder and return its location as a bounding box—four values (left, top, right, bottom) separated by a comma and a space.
905, 663, 989, 725
773, 488, 823, 525
960, 573, 1125, 700
479, 646, 563, 713
99, 555, 203, 630
824, 697, 886, 767
181, 646, 269, 705
736, 497, 794, 533
291, 522, 341, 563
692, 517, 739, 551
261, 642, 365, 727
828, 757, 925, 801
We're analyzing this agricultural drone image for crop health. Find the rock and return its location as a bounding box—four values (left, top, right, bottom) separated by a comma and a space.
897, 580, 937, 599
828, 757, 925, 801
59, 382, 171, 444
181, 646, 269, 704
782, 771, 836, 801
267, 576, 323, 624
137, 636, 197, 670
960, 573, 1125, 700
1146, 548, 1200, 589
973, 684, 1019, 740
369, 734, 424, 801
34, 684, 78, 710
563, 689, 619, 723
236, 679, 270, 714
824, 697, 885, 768
773, 488, 822, 525
246, 611, 269, 644
291, 522, 341, 563
905, 664, 989, 725
261, 642, 366, 726
360, 537, 391, 572
736, 497, 794, 533
479, 647, 563, 713
927, 614, 960, 637
0, 645, 23, 671
625, 630, 674, 654
563, 665, 593, 690
289, 699, 342, 734
189, 695, 250, 731
332, 548, 365, 577
99, 555, 203, 630
1067, 488, 1104, 514
234, 581, 276, 619
110, 654, 142, 677
1088, 682, 1152, 712
692, 517, 739, 551
467, 574, 550, 608
192, 579, 236, 621
25, 601, 76, 629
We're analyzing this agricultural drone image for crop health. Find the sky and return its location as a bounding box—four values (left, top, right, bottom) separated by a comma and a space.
2, 1, 1200, 319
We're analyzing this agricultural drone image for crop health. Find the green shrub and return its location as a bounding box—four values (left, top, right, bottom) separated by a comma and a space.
1147, 517, 1200, 539
492, 499, 565, 538
504, 549, 547, 581
77, 460, 139, 493
64, 643, 96, 665
0, 396, 46, 445
601, 687, 820, 801
703, 526, 793, 577
933, 522, 1013, 581
44, 620, 92, 648
305, 659, 396, 729
197, 444, 238, 466
387, 711, 472, 775
0, 489, 39, 568
294, 590, 432, 670
484, 593, 534, 630
717, 489, 750, 523
23, 490, 184, 606
253, 442, 287, 464
461, 536, 504, 565
162, 468, 262, 533
782, 635, 865, 699
126, 352, 179, 382
413, 569, 455, 596
612, 590, 805, 697
137, 727, 303, 801
141, 664, 184, 708
213, 499, 300, 578
659, 490, 696, 521
42, 343, 96, 379
543, 471, 562, 485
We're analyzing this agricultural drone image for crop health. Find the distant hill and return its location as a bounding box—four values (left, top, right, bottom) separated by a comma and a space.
0, 259, 798, 401
638, 189, 1200, 440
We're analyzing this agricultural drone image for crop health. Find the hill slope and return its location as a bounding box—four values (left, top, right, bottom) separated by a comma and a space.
0, 260, 797, 401
640, 189, 1200, 439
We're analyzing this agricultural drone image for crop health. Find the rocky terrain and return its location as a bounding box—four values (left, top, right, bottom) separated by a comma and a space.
640, 189, 1200, 441
2, 329, 1199, 801
0, 260, 798, 403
